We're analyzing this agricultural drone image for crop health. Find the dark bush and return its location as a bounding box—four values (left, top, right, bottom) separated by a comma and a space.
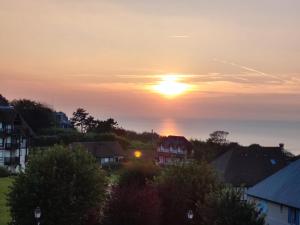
102, 184, 161, 225
0, 166, 10, 177
8, 145, 107, 225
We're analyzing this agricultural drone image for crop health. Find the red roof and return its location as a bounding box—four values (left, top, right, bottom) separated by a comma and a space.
158, 135, 192, 150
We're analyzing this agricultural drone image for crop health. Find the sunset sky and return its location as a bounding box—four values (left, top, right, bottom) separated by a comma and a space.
1, 0, 300, 146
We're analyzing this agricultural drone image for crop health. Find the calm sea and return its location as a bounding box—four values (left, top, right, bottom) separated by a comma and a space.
117, 117, 300, 155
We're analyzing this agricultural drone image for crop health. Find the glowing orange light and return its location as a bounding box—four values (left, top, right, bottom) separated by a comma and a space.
134, 150, 142, 158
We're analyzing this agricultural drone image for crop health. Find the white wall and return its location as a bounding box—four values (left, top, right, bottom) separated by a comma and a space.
248, 196, 290, 225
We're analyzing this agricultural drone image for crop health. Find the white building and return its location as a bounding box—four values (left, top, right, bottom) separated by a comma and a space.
247, 159, 300, 225
0, 105, 33, 172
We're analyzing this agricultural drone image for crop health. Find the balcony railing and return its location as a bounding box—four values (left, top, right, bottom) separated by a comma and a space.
4, 157, 20, 166
5, 143, 20, 149
0, 128, 21, 136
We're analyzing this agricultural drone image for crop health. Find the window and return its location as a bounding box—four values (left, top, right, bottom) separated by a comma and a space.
288, 207, 299, 225
0, 138, 3, 147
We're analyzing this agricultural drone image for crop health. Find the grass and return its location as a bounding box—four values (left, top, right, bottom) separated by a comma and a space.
0, 177, 13, 225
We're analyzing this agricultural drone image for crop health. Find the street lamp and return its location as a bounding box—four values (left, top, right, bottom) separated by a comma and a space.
187, 209, 194, 223
34, 207, 41, 225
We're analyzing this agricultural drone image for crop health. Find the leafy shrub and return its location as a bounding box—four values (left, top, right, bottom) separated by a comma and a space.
0, 166, 10, 177
8, 145, 107, 225
102, 184, 161, 225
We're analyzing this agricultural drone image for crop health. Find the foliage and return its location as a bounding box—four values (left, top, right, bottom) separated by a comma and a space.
70, 108, 119, 134
116, 129, 160, 144
191, 140, 240, 162
0, 94, 9, 106
118, 161, 160, 187
207, 131, 230, 145
8, 145, 107, 225
0, 167, 10, 178
155, 162, 221, 225
89, 118, 118, 134
11, 99, 55, 133
33, 131, 130, 150
102, 184, 161, 225
207, 188, 265, 225
0, 177, 14, 225
70, 108, 90, 133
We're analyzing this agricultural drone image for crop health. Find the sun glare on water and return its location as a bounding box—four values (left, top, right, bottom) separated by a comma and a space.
152, 75, 192, 98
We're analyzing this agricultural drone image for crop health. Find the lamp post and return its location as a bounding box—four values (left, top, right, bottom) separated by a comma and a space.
187, 209, 194, 224
34, 207, 41, 225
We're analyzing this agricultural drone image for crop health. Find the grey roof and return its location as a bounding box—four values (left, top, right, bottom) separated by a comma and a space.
247, 159, 300, 209
211, 145, 289, 187
70, 141, 125, 158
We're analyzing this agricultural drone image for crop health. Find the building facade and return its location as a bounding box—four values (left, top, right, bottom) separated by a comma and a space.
55, 111, 72, 129
70, 141, 125, 167
156, 135, 193, 165
212, 144, 291, 200
247, 159, 300, 225
0, 106, 33, 172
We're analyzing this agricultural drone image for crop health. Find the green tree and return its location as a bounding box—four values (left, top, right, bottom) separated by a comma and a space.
118, 161, 160, 187
0, 94, 9, 106
207, 188, 265, 225
8, 145, 107, 225
103, 185, 161, 225
207, 131, 229, 145
90, 118, 118, 133
102, 161, 161, 225
11, 99, 55, 133
70, 108, 89, 132
155, 162, 221, 225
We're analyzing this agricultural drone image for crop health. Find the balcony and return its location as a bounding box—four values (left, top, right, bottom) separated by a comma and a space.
0, 127, 22, 136
5, 142, 20, 150
4, 157, 20, 166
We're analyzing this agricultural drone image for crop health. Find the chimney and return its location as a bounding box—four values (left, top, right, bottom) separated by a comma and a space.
279, 143, 284, 151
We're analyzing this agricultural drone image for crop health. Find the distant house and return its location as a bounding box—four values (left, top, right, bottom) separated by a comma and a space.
0, 105, 34, 172
70, 141, 125, 166
247, 159, 300, 225
55, 111, 72, 129
156, 135, 193, 165
211, 144, 290, 199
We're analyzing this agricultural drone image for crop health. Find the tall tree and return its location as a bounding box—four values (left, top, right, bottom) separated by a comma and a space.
103, 161, 161, 225
155, 162, 221, 225
70, 108, 89, 132
91, 118, 118, 133
207, 131, 229, 145
11, 99, 55, 133
8, 145, 107, 225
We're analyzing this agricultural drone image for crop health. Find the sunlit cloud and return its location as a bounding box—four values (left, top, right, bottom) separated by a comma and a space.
169, 35, 190, 38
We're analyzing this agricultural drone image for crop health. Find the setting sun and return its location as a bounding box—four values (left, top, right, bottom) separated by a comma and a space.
152, 75, 192, 98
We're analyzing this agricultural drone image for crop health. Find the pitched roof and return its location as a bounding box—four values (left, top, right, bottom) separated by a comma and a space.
0, 106, 35, 136
70, 141, 125, 158
0, 106, 16, 122
158, 135, 192, 150
247, 159, 300, 209
212, 145, 289, 187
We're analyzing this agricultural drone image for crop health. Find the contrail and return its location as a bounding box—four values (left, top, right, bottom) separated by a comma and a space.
213, 58, 285, 82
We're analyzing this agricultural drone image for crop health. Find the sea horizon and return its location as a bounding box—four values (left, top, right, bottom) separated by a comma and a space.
117, 117, 300, 154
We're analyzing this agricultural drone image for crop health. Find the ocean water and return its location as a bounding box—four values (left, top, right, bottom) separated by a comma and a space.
118, 117, 300, 155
